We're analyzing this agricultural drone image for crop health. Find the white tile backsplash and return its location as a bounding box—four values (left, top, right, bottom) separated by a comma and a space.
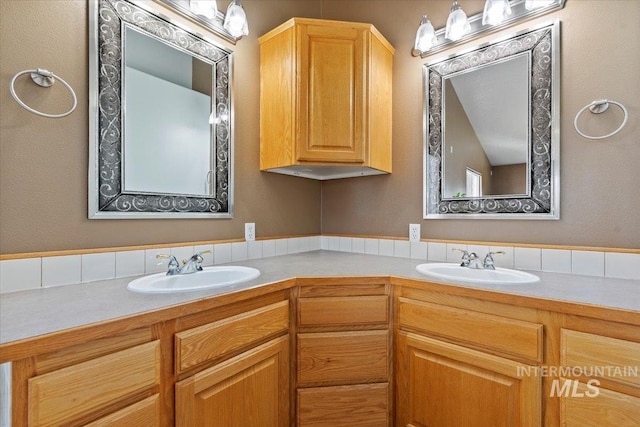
2, 236, 638, 295
262, 240, 276, 258
379, 239, 394, 257
364, 238, 379, 255
351, 238, 365, 254
247, 241, 263, 260
115, 250, 145, 278
514, 247, 542, 271
410, 242, 428, 260
338, 237, 352, 252
0, 258, 41, 293
231, 242, 248, 261
541, 249, 571, 274
427, 242, 447, 262
572, 251, 605, 277
605, 253, 640, 280
82, 252, 116, 283
394, 240, 411, 258
275, 239, 289, 256
213, 243, 232, 264
42, 255, 81, 288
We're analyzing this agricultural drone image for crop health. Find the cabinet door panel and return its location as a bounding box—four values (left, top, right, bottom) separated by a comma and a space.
396, 332, 540, 427
175, 336, 289, 427
83, 394, 160, 427
560, 380, 640, 427
298, 25, 365, 163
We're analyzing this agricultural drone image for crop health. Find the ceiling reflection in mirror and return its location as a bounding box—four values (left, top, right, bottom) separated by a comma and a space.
89, 0, 233, 218
424, 22, 560, 219
443, 53, 530, 199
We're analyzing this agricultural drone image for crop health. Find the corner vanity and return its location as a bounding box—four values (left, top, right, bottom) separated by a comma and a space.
1, 251, 638, 426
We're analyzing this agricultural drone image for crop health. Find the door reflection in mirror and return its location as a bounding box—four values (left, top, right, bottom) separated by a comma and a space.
123, 27, 214, 197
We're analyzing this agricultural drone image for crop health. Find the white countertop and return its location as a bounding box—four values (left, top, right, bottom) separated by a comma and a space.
1, 250, 639, 346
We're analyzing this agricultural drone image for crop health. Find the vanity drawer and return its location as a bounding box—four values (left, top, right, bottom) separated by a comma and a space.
28, 340, 160, 426
561, 329, 640, 389
175, 300, 289, 373
298, 295, 388, 327
297, 383, 389, 426
298, 330, 389, 386
398, 297, 543, 363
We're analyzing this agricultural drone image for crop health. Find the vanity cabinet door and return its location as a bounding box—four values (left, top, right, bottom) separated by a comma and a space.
175, 336, 290, 427
396, 331, 541, 427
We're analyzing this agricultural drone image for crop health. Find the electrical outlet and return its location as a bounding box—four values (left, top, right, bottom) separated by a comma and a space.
245, 223, 255, 241
409, 224, 421, 242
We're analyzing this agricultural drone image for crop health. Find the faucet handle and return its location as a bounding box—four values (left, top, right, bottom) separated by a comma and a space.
483, 251, 505, 270
452, 248, 470, 267
156, 254, 180, 274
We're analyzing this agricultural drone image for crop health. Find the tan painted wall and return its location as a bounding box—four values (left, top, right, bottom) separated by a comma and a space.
490, 164, 527, 196
443, 80, 492, 198
0, 0, 322, 254
320, 0, 640, 249
2, 0, 639, 254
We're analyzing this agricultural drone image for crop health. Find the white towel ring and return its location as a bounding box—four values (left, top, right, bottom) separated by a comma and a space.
9, 68, 77, 118
574, 99, 628, 140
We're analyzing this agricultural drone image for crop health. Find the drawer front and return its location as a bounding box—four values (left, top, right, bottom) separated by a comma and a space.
297, 383, 389, 426
298, 330, 388, 386
398, 297, 543, 363
298, 296, 388, 327
176, 300, 289, 373
28, 340, 160, 427
561, 329, 640, 388
84, 394, 160, 427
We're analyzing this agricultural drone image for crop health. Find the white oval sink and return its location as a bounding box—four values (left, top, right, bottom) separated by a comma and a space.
416, 263, 539, 285
127, 266, 261, 294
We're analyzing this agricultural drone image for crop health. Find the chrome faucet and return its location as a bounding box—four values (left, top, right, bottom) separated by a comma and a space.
453, 248, 504, 270
156, 250, 211, 275
483, 251, 505, 270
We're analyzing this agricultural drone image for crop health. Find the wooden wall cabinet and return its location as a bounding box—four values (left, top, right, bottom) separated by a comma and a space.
259, 18, 394, 180
294, 281, 391, 426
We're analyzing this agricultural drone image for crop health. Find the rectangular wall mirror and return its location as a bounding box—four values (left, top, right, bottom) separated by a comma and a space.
89, 0, 233, 218
423, 21, 560, 219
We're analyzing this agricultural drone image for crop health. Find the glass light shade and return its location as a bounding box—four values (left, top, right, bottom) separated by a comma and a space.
482, 0, 512, 26
445, 2, 470, 41
223, 0, 249, 38
189, 0, 217, 20
414, 15, 437, 53
525, 0, 555, 10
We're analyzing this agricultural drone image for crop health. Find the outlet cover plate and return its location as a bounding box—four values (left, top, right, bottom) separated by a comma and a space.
245, 223, 255, 241
409, 224, 421, 242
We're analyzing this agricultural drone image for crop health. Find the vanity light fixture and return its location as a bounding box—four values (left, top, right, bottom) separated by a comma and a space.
445, 0, 470, 41
482, 0, 512, 26
189, 0, 217, 20
412, 0, 566, 57
223, 0, 249, 38
414, 15, 438, 54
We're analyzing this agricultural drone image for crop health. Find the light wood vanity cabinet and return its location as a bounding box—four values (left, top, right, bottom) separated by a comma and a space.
557, 320, 640, 426
395, 290, 544, 427
10, 328, 162, 427
295, 281, 391, 426
259, 18, 394, 179
174, 297, 291, 427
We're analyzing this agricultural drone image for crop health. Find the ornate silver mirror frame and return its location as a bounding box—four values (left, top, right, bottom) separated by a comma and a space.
423, 21, 560, 220
89, 0, 233, 218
